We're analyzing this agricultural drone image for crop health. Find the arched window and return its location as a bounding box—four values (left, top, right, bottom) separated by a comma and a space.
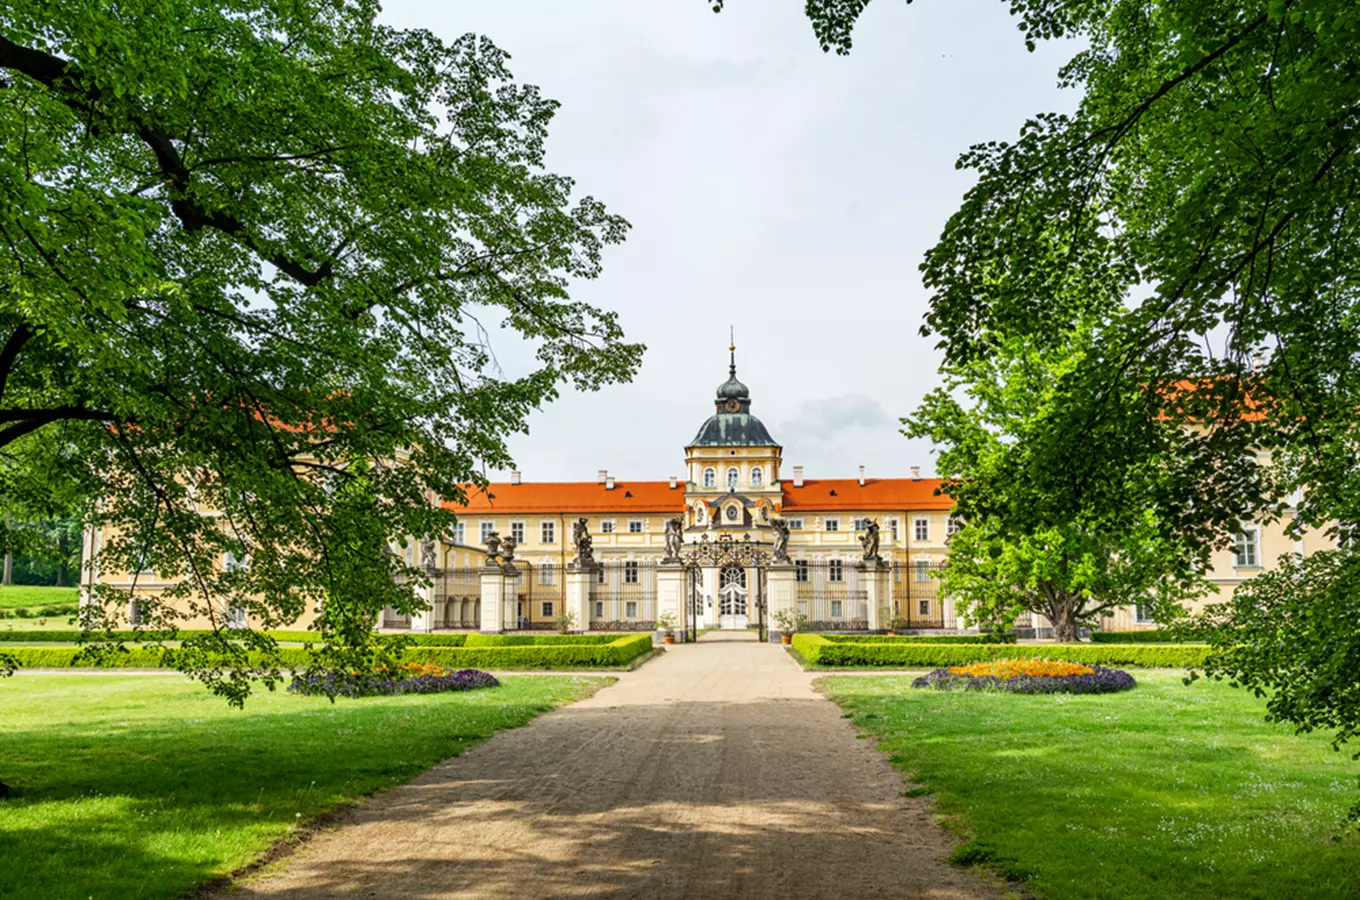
727, 467, 739, 492
703, 467, 716, 488
751, 467, 763, 488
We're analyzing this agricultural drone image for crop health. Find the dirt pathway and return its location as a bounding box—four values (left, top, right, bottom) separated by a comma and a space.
219, 632, 999, 899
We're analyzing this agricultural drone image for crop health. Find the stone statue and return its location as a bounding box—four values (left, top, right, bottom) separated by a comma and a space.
499, 534, 517, 564
770, 517, 791, 563
420, 536, 438, 571
571, 517, 595, 568
860, 519, 881, 563
483, 530, 501, 563
662, 517, 684, 563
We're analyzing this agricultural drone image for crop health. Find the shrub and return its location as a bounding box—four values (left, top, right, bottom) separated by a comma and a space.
1090, 629, 1203, 644
820, 633, 1017, 645
289, 667, 499, 697
790, 634, 1209, 668
462, 632, 621, 647
912, 664, 1137, 694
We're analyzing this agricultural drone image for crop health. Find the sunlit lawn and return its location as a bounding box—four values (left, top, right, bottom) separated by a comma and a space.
0, 673, 609, 900
0, 584, 78, 609
821, 672, 1360, 900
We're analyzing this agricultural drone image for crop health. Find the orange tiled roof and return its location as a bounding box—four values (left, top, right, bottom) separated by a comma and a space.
445, 477, 952, 515
447, 481, 687, 515
780, 478, 953, 512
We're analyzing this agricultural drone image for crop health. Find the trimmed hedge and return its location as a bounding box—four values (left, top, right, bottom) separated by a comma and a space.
6, 633, 653, 670
462, 633, 621, 647
0, 629, 473, 645
791, 634, 1210, 669
820, 633, 1017, 645
0, 604, 79, 619
1090, 630, 1204, 644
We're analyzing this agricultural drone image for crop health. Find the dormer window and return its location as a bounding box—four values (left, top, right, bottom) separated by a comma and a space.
727, 467, 739, 492
725, 504, 740, 522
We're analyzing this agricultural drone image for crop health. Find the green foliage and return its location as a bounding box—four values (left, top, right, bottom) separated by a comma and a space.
1091, 630, 1201, 644
822, 633, 1017, 645
0, 674, 606, 900
0, 604, 77, 619
0, 585, 79, 609
792, 634, 1209, 669
462, 632, 624, 647
823, 674, 1360, 899
0, 0, 640, 703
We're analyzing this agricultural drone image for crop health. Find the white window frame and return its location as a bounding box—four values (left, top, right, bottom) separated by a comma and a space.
597, 566, 607, 584
624, 561, 640, 584
853, 517, 870, 532
479, 521, 495, 543
625, 600, 639, 618
889, 518, 899, 542
509, 521, 526, 544
703, 467, 716, 488
539, 563, 556, 586
1234, 527, 1260, 568
223, 549, 248, 573
914, 559, 931, 583
830, 599, 844, 618
914, 517, 930, 542
787, 518, 803, 530
600, 519, 615, 534
795, 560, 809, 583
824, 518, 840, 532
751, 467, 763, 488
540, 521, 556, 544
594, 600, 604, 618
946, 516, 962, 537
628, 519, 644, 534
828, 559, 844, 583
726, 467, 739, 492
1135, 602, 1156, 624
453, 521, 465, 544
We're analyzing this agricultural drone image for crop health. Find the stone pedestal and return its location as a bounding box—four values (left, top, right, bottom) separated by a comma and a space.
655, 563, 688, 642
765, 563, 797, 642
859, 560, 891, 632
566, 565, 595, 633
479, 565, 506, 633
410, 571, 435, 633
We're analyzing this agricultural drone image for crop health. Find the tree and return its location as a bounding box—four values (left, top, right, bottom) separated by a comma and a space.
0, 0, 641, 700
905, 334, 1213, 641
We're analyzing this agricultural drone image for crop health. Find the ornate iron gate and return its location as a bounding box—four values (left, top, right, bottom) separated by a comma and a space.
679, 533, 770, 642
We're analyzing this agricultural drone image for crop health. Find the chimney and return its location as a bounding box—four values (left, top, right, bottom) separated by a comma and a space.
606, 475, 616, 491
793, 466, 804, 488
668, 475, 677, 489
597, 469, 608, 485
858, 465, 866, 486
510, 470, 521, 485
911, 465, 921, 480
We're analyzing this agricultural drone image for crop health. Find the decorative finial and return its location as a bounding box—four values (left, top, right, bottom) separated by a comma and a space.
729, 326, 736, 376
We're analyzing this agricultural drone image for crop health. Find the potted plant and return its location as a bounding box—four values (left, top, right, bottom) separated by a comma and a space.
656, 611, 677, 644
887, 616, 910, 636
772, 608, 807, 645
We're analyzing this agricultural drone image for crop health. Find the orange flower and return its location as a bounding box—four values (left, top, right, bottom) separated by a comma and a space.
948, 658, 1094, 679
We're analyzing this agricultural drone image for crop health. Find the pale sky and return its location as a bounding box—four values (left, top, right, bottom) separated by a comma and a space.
381, 0, 1077, 484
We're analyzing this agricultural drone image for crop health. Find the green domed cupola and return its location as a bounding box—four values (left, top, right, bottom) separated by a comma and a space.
688, 343, 779, 448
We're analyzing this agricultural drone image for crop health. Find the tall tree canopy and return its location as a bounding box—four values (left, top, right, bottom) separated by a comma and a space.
0, 0, 641, 700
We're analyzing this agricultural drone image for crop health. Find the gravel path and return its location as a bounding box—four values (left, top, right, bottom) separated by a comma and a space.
219, 632, 999, 899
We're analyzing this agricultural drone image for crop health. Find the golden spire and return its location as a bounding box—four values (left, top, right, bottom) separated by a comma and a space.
729, 326, 736, 375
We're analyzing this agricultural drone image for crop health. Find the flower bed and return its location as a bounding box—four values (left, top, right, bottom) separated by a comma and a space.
289, 665, 500, 698
912, 658, 1137, 694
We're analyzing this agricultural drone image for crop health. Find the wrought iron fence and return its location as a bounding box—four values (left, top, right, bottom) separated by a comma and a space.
502, 562, 566, 630
889, 561, 947, 629
589, 560, 657, 630
793, 559, 867, 630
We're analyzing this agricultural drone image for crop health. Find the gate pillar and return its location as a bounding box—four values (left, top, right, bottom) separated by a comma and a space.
479, 564, 506, 633
860, 560, 891, 632
566, 564, 595, 633
765, 563, 797, 643
655, 563, 688, 642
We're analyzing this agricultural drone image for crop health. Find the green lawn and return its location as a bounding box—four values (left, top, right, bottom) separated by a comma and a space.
0, 673, 609, 900
821, 672, 1360, 900
0, 584, 79, 609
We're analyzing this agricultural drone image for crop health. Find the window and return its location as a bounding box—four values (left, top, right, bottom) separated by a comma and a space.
946, 516, 962, 537
825, 518, 840, 532
1234, 528, 1260, 567
540, 563, 555, 586
624, 561, 640, 584
918, 599, 930, 616
703, 467, 716, 488
787, 518, 803, 530
625, 600, 639, 618
541, 601, 554, 618
725, 504, 739, 521
795, 560, 809, 583
128, 599, 145, 625
853, 517, 870, 532
597, 566, 607, 584
828, 559, 844, 583
405, 542, 415, 565
600, 519, 614, 534
889, 519, 899, 542
914, 517, 930, 542
540, 521, 555, 544
453, 521, 465, 544
594, 600, 604, 618
727, 467, 739, 492
914, 560, 931, 583
830, 600, 844, 618
751, 467, 763, 488
480, 521, 495, 543
510, 521, 525, 543
224, 549, 248, 572
1135, 602, 1155, 624
628, 519, 643, 534
225, 602, 246, 629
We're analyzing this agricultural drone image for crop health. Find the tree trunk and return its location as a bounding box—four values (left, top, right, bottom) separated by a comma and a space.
2, 550, 10, 586
1051, 598, 1079, 642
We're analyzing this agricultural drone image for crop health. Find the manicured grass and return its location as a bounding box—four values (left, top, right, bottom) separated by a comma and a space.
821, 673, 1360, 900
0, 673, 609, 900
0, 617, 81, 631
0, 584, 79, 609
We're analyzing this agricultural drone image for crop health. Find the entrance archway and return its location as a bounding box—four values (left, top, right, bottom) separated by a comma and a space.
718, 565, 748, 629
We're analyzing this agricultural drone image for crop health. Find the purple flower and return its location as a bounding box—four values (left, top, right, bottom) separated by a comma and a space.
288, 668, 500, 698
911, 666, 1136, 694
